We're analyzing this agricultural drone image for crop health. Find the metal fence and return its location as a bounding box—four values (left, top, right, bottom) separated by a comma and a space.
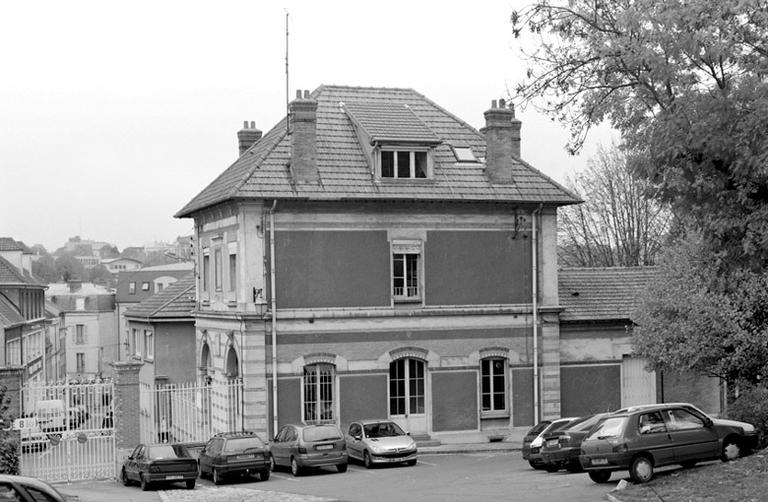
139, 379, 243, 444
19, 381, 115, 482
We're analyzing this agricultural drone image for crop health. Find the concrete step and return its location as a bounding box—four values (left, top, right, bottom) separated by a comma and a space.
412, 434, 441, 448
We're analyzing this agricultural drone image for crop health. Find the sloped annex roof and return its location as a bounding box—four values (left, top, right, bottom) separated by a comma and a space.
124, 274, 195, 321
0, 293, 24, 328
558, 267, 659, 322
176, 85, 579, 217
0, 255, 43, 286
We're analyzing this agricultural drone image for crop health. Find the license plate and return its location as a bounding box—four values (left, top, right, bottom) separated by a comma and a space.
236, 454, 255, 460
389, 457, 404, 462
546, 440, 559, 447
165, 475, 183, 480
592, 458, 608, 465
316, 444, 333, 450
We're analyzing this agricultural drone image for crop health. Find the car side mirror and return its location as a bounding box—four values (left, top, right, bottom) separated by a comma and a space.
706, 418, 714, 428
353, 435, 361, 440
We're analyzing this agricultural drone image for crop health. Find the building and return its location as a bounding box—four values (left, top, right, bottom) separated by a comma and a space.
114, 263, 194, 360
101, 257, 143, 274
46, 282, 116, 380
124, 273, 196, 386
0, 237, 58, 384
175, 85, 586, 441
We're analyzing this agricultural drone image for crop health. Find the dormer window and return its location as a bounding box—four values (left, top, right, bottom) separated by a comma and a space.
378, 147, 432, 179
452, 145, 478, 163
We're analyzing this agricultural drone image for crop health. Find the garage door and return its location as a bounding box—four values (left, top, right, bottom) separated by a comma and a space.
621, 356, 657, 407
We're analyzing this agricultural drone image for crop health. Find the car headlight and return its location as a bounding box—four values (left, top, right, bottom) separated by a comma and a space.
742, 424, 756, 433
531, 437, 543, 448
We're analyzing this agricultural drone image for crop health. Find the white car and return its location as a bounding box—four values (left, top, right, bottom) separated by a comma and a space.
20, 426, 50, 454
345, 420, 417, 468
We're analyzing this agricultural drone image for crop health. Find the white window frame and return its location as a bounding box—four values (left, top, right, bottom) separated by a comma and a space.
133, 329, 141, 357
75, 324, 85, 345
391, 240, 423, 302
377, 147, 433, 179
302, 363, 336, 424
480, 357, 509, 415
144, 330, 154, 360
76, 352, 85, 374
6, 339, 21, 366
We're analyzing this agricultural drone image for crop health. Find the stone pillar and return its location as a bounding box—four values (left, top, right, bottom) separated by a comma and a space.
539, 311, 562, 420
0, 367, 24, 421
111, 361, 143, 450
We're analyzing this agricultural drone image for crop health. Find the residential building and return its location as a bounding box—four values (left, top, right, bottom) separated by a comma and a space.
114, 263, 194, 360
101, 257, 143, 274
46, 282, 116, 380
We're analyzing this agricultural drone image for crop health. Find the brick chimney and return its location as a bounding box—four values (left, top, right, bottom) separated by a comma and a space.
481, 98, 522, 184
237, 121, 262, 156
289, 89, 319, 183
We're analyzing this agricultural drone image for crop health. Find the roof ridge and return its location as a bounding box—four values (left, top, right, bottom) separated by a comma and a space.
148, 280, 195, 318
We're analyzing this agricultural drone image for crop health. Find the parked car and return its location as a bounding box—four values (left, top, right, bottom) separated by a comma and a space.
580, 402, 759, 483
345, 419, 417, 468
121, 443, 198, 491
539, 412, 612, 472
198, 431, 271, 485
522, 417, 579, 469
20, 426, 50, 454
0, 474, 75, 502
270, 423, 348, 476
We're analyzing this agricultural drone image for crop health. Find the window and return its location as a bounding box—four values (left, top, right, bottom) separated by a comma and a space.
141, 282, 150, 292
144, 330, 154, 360
6, 339, 20, 366
303, 363, 335, 424
452, 145, 477, 162
481, 358, 507, 412
392, 240, 421, 301
133, 329, 141, 357
76, 353, 85, 374
203, 253, 210, 292
75, 324, 85, 345
638, 411, 667, 435
128, 282, 136, 294
389, 358, 425, 416
229, 253, 237, 292
380, 149, 429, 179
156, 283, 164, 292
214, 249, 223, 291
664, 408, 705, 431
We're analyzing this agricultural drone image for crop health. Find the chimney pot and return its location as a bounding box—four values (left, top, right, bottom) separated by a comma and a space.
237, 121, 262, 156
296, 89, 302, 99
243, 120, 248, 128
304, 90, 310, 98
250, 121, 255, 128
482, 98, 522, 183
289, 91, 319, 184
491, 99, 497, 109
499, 98, 506, 108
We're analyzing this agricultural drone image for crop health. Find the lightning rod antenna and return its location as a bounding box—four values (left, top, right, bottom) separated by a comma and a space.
285, 10, 290, 136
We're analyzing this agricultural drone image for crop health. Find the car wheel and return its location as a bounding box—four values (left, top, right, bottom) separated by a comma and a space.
291, 457, 302, 477
121, 468, 130, 486
528, 460, 543, 470
566, 459, 583, 473
270, 454, 277, 472
722, 437, 742, 462
406, 459, 417, 467
140, 474, 150, 491
544, 464, 559, 473
186, 479, 195, 490
213, 467, 223, 485
629, 456, 654, 483
363, 451, 373, 469
259, 469, 270, 481
588, 470, 612, 483
337, 462, 348, 473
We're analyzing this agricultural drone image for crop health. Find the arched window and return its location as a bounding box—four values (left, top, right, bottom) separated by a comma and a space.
481, 357, 507, 413
303, 363, 335, 424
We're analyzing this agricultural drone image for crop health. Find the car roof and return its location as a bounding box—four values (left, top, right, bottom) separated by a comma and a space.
0, 474, 64, 494
354, 419, 396, 425
612, 402, 703, 415
214, 431, 262, 439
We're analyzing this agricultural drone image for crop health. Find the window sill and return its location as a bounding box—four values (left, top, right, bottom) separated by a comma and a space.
393, 297, 422, 304
480, 411, 510, 420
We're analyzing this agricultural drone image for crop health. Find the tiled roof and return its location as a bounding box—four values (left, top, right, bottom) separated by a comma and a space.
0, 238, 24, 252
176, 85, 580, 217
124, 274, 195, 320
0, 293, 24, 328
0, 256, 43, 286
343, 101, 441, 144
115, 268, 193, 303
558, 267, 658, 322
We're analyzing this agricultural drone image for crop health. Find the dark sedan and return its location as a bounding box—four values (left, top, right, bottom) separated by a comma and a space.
198, 431, 271, 484
539, 412, 611, 472
522, 417, 579, 469
121, 443, 198, 491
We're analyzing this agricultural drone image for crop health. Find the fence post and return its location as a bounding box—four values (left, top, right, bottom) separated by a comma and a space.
110, 361, 142, 462
0, 366, 24, 421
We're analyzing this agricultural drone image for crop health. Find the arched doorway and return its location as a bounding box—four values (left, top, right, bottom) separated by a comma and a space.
224, 346, 241, 431
389, 357, 427, 434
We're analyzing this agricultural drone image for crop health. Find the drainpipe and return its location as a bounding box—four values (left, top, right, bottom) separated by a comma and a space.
269, 200, 279, 436
531, 204, 543, 424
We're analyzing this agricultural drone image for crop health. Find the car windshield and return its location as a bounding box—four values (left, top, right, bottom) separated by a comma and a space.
527, 421, 551, 436
303, 425, 342, 442
548, 419, 576, 433
148, 444, 188, 459
223, 437, 265, 452
570, 413, 610, 432
586, 417, 627, 440
364, 422, 406, 438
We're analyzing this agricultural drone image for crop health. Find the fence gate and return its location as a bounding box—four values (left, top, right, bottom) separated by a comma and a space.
19, 381, 115, 482
140, 379, 243, 444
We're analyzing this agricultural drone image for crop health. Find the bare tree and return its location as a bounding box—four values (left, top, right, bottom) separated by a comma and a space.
558, 143, 671, 267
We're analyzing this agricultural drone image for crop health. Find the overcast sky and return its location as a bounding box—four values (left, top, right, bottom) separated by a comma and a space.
1, 1, 612, 252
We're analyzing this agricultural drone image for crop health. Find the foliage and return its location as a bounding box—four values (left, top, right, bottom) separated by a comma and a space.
559, 142, 671, 267
729, 386, 768, 449
0, 385, 19, 475
54, 253, 86, 282
32, 255, 60, 283
99, 245, 119, 259
632, 233, 768, 385
87, 264, 114, 288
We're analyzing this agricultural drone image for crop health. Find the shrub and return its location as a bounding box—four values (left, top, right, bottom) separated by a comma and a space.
0, 434, 19, 474
728, 385, 768, 449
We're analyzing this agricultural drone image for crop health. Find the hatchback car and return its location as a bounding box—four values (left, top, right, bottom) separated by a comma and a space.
198, 431, 271, 485
121, 443, 198, 490
522, 417, 578, 469
0, 474, 75, 502
539, 413, 611, 472
345, 420, 417, 468
580, 403, 759, 483
270, 423, 348, 476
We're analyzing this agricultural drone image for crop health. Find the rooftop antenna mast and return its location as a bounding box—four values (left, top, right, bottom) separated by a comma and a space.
285, 10, 290, 136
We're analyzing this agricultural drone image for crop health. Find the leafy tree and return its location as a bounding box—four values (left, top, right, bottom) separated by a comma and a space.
559, 142, 671, 267
99, 245, 119, 259
0, 385, 19, 474
32, 255, 60, 283
54, 253, 85, 282
29, 244, 48, 256
87, 264, 114, 288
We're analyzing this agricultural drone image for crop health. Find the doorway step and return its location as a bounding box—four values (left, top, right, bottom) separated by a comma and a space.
412, 434, 441, 448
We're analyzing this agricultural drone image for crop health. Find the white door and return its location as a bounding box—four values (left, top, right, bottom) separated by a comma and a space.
389, 358, 427, 434
622, 356, 657, 407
